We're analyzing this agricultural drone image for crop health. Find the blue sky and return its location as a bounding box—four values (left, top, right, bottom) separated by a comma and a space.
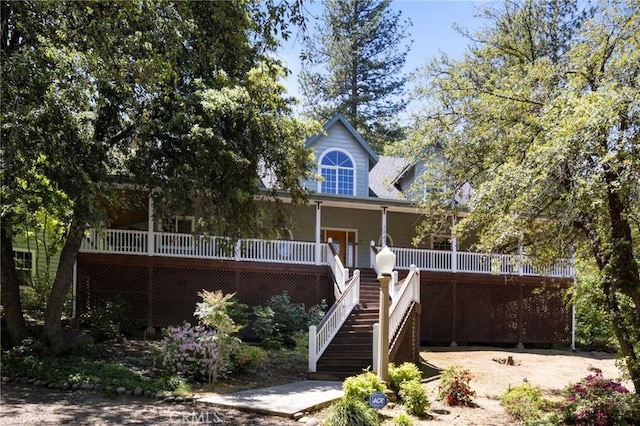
277, 0, 492, 108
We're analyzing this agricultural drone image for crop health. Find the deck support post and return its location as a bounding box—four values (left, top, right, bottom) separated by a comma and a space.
148, 196, 155, 256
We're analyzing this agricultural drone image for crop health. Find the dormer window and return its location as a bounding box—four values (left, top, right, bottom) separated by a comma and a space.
319, 149, 355, 195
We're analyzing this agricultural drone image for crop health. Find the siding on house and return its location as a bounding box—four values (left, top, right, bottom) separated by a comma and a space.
12, 232, 61, 287
304, 121, 372, 197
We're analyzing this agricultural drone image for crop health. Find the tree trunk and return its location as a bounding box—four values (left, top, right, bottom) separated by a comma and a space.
0, 218, 29, 346
41, 217, 85, 343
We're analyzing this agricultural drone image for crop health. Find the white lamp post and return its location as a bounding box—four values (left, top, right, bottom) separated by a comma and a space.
376, 246, 396, 381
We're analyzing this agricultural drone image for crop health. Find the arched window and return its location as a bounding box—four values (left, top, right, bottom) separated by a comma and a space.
319, 149, 355, 195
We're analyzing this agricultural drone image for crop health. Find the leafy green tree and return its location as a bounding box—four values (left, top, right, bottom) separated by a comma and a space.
405, 0, 640, 390
1, 0, 318, 345
299, 0, 412, 152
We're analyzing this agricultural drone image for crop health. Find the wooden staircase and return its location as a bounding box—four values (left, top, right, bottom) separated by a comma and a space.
308, 268, 382, 380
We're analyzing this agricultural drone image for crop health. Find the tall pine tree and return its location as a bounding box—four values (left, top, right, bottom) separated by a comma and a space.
299, 0, 411, 152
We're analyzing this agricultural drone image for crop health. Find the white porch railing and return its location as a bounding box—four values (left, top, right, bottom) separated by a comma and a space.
80, 229, 325, 265
81, 229, 149, 255
80, 229, 573, 278
386, 246, 573, 278
308, 270, 360, 372
326, 238, 348, 292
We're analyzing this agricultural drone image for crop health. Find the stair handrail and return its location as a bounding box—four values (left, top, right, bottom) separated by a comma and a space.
388, 264, 420, 344
327, 238, 347, 292
308, 269, 361, 373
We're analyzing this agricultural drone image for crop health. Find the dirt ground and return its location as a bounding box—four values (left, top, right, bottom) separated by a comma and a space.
1, 346, 632, 425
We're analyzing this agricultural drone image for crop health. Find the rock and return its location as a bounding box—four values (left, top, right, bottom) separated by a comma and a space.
184, 395, 194, 402
28, 378, 36, 384
40, 381, 49, 387
144, 390, 153, 398
155, 393, 164, 400
34, 380, 42, 387
2, 377, 11, 383
134, 387, 144, 397
164, 396, 175, 403
62, 383, 70, 390
81, 383, 95, 390
51, 330, 95, 355
293, 412, 305, 420
174, 397, 184, 403
298, 416, 309, 423
94, 384, 102, 392
105, 386, 114, 392
48, 383, 56, 388
305, 418, 322, 426
72, 383, 80, 391
116, 387, 126, 395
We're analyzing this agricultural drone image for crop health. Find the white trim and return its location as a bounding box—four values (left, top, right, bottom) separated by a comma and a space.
12, 249, 34, 287
378, 233, 394, 247
317, 148, 357, 196
159, 216, 196, 233
322, 227, 359, 268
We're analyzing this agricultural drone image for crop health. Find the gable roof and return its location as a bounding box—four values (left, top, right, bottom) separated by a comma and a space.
368, 155, 409, 200
305, 113, 379, 164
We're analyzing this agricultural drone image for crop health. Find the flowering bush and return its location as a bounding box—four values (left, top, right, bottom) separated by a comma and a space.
161, 323, 223, 382
438, 365, 476, 407
556, 373, 640, 425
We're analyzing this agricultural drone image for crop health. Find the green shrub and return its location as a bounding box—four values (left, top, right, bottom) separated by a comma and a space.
153, 374, 188, 393
227, 343, 266, 373
327, 398, 379, 426
438, 365, 476, 407
252, 292, 326, 349
389, 362, 422, 395
399, 380, 430, 416
253, 305, 281, 348
500, 383, 546, 423
227, 296, 249, 330
393, 412, 414, 426
307, 299, 327, 326
343, 371, 387, 403
556, 373, 640, 425
292, 330, 309, 355
84, 298, 141, 341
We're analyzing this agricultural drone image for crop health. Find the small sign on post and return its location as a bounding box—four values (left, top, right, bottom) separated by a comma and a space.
369, 391, 388, 410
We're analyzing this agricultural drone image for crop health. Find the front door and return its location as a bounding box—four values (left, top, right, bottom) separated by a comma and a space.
324, 229, 357, 268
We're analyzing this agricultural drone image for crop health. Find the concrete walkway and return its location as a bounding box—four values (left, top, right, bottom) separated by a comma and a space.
198, 380, 343, 418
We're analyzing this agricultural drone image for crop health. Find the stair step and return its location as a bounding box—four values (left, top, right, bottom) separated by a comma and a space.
317, 358, 373, 367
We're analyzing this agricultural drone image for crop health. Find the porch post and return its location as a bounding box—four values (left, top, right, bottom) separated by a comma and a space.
518, 241, 524, 275
381, 206, 388, 247
451, 215, 457, 273
315, 201, 322, 265
148, 196, 155, 256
